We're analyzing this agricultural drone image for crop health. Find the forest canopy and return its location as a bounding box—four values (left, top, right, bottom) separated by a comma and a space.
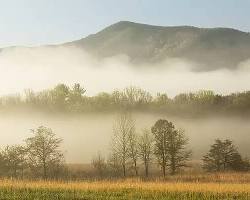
1, 83, 250, 115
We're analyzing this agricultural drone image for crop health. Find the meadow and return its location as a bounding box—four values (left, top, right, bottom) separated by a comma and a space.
1, 173, 250, 200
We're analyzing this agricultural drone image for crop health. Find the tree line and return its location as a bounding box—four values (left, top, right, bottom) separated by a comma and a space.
92, 113, 250, 178
1, 83, 250, 115
0, 113, 249, 180
0, 126, 66, 179
106, 113, 191, 177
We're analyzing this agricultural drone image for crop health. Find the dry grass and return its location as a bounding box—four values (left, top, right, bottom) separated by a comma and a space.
159, 172, 250, 183
1, 173, 250, 199
1, 176, 250, 193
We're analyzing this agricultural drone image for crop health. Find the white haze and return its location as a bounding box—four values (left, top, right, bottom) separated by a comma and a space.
0, 46, 250, 97
1, 46, 250, 163
0, 113, 250, 163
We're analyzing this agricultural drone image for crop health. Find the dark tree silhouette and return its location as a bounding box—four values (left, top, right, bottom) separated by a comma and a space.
203, 139, 249, 172
151, 119, 191, 176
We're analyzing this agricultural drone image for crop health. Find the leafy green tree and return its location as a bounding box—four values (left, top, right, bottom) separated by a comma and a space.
194, 90, 215, 105
1, 145, 27, 178
25, 126, 64, 179
68, 83, 86, 111
92, 92, 113, 110
151, 119, 191, 176
203, 139, 249, 172
154, 93, 170, 106
50, 84, 70, 110
0, 152, 6, 177
174, 93, 194, 105
167, 128, 191, 175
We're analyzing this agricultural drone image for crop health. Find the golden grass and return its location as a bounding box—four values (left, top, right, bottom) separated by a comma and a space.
0, 178, 250, 194
0, 173, 250, 199
161, 172, 250, 183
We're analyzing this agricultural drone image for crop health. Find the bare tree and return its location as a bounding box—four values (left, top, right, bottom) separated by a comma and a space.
123, 86, 152, 106
111, 112, 135, 177
25, 126, 64, 179
138, 129, 154, 177
107, 152, 122, 177
128, 129, 139, 176
92, 152, 106, 178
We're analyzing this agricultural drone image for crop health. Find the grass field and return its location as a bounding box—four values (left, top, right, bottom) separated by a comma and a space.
0, 174, 250, 200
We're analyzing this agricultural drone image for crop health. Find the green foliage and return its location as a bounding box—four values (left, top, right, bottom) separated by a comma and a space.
25, 126, 65, 179
0, 126, 66, 180
203, 139, 250, 172
151, 119, 191, 176
1, 145, 27, 178
2, 84, 250, 115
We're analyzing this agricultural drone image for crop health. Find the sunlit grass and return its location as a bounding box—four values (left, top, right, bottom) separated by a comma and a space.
0, 175, 250, 199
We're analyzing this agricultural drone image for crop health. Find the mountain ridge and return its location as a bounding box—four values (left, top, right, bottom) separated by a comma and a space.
2, 21, 250, 71
64, 21, 250, 70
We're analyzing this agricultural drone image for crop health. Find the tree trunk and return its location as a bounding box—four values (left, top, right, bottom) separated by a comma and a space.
122, 164, 126, 177
43, 161, 47, 180
162, 155, 166, 178
162, 164, 166, 178
145, 162, 149, 177
170, 156, 176, 175
14, 165, 17, 178
134, 159, 138, 176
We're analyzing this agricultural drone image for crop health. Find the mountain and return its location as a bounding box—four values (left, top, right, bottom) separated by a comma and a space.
65, 21, 250, 71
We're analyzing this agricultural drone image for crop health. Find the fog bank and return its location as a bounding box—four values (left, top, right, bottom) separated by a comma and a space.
0, 46, 250, 97
0, 112, 250, 163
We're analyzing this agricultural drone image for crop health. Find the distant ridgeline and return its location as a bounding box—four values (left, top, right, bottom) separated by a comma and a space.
0, 83, 250, 116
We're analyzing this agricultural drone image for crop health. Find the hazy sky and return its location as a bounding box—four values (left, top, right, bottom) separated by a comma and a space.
0, 0, 250, 47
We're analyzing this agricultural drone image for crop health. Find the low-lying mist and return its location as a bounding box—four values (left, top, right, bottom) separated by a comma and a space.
0, 112, 250, 163
1, 46, 250, 164
1, 46, 250, 97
